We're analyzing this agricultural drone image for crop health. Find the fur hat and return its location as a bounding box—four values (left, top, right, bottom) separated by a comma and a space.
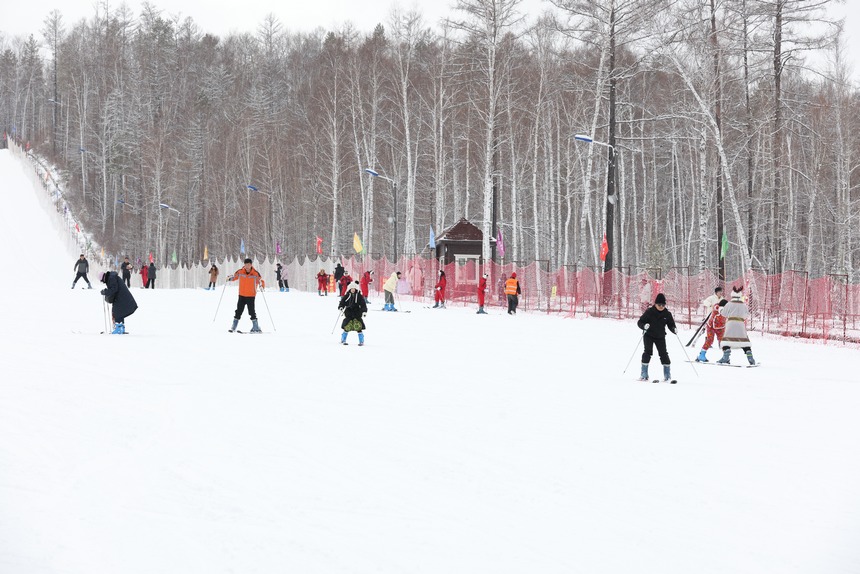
350, 280, 360, 290
655, 293, 667, 305
731, 285, 744, 301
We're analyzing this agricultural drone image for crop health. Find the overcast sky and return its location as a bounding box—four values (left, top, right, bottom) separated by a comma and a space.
1, 0, 857, 81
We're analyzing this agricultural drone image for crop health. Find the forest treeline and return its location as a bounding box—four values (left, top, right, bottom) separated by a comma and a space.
0, 0, 856, 280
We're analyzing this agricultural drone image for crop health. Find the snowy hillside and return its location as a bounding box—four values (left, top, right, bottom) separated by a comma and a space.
1, 148, 859, 574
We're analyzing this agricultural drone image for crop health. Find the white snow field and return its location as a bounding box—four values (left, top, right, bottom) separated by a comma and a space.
1, 148, 859, 574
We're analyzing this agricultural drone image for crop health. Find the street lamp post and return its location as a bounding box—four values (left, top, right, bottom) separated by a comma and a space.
364, 168, 397, 263
574, 134, 617, 273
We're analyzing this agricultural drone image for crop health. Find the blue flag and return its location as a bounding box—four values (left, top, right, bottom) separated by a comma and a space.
240, 238, 246, 254
429, 226, 436, 249
247, 185, 258, 192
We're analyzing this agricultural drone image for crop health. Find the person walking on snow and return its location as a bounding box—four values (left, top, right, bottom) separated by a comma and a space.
477, 272, 488, 314
338, 280, 368, 345
433, 270, 447, 308
636, 293, 677, 382
716, 286, 756, 365
100, 271, 138, 334
276, 263, 289, 292
316, 269, 329, 296
383, 271, 400, 311
207, 264, 219, 290
120, 256, 133, 288
147, 262, 157, 289
71, 254, 93, 289
339, 271, 353, 297
697, 298, 728, 362
505, 272, 521, 315
140, 262, 149, 288
227, 258, 265, 333
333, 263, 345, 288
360, 270, 373, 303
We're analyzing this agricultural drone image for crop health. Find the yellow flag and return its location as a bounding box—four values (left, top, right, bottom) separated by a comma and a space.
101, 247, 105, 258
204, 245, 209, 260
353, 233, 364, 254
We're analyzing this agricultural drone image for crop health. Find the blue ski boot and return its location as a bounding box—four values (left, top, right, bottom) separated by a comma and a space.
745, 350, 756, 365
717, 348, 731, 364
663, 364, 672, 382
697, 349, 708, 362
229, 319, 239, 333
111, 322, 124, 334
358, 332, 365, 346
638, 364, 649, 381
250, 319, 262, 333
341, 331, 348, 345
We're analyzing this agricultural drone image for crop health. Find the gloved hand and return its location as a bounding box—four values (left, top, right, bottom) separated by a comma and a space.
643, 323, 650, 330
100, 289, 107, 296
671, 327, 677, 334
435, 287, 440, 291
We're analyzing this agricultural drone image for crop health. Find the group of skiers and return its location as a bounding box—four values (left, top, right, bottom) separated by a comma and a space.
73, 255, 158, 290
636, 284, 755, 383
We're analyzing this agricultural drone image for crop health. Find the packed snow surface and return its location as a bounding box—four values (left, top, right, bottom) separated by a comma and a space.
1, 149, 859, 573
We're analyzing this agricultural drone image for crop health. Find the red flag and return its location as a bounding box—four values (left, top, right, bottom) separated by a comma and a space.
315, 236, 323, 255
75, 223, 80, 233
149, 252, 154, 263
599, 234, 609, 262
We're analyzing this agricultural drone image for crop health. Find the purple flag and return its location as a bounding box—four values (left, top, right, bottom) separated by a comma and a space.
496, 229, 505, 258
276, 240, 282, 254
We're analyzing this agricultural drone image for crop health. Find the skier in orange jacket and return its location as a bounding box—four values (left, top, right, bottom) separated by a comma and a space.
228, 258, 265, 333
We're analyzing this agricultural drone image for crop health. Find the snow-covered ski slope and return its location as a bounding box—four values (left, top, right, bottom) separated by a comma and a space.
1, 148, 859, 574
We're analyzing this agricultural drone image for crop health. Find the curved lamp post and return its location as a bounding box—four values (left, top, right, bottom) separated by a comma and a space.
364, 168, 398, 262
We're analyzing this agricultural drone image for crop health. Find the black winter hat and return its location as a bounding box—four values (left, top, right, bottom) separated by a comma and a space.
654, 293, 667, 306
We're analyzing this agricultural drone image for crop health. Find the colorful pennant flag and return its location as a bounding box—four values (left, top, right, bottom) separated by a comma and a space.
75, 222, 80, 233
316, 236, 323, 255
276, 240, 282, 255
496, 229, 505, 258
720, 231, 729, 260
203, 246, 208, 260
171, 249, 177, 264
353, 233, 364, 254
240, 238, 246, 254
600, 234, 609, 262
149, 252, 154, 263
429, 226, 436, 249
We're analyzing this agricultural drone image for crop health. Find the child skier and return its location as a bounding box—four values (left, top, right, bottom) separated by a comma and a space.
476, 272, 488, 314
227, 258, 265, 333
316, 269, 328, 296
636, 292, 678, 382
433, 270, 447, 308
360, 270, 373, 303
338, 280, 367, 345
697, 298, 728, 362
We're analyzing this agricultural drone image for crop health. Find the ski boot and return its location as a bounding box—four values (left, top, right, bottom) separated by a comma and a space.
358, 332, 365, 346
717, 348, 731, 364
745, 350, 756, 365
229, 318, 239, 333
638, 364, 649, 381
439, 302, 446, 309
341, 331, 348, 345
663, 364, 671, 382
87, 284, 93, 289
250, 319, 262, 333
697, 349, 708, 362
432, 302, 439, 308
111, 322, 124, 335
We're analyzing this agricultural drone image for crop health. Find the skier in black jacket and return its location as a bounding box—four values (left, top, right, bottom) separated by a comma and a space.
71, 254, 92, 289
337, 280, 367, 346
100, 271, 138, 334
636, 292, 677, 382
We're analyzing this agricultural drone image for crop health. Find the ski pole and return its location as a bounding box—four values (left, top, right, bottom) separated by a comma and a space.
103, 298, 109, 334
212, 281, 228, 322
623, 330, 645, 375
685, 315, 709, 346
259, 286, 276, 331
675, 330, 699, 377
331, 309, 343, 334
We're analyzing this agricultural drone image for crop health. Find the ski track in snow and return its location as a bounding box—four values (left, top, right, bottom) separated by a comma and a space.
2, 149, 860, 573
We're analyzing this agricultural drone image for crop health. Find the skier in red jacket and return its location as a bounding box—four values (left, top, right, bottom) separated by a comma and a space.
433, 270, 447, 308
476, 272, 488, 314
360, 270, 373, 303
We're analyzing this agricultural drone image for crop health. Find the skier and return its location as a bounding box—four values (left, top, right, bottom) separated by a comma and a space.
476, 272, 488, 314
316, 269, 329, 296
120, 256, 133, 288
276, 263, 289, 292
505, 272, 521, 315
99, 270, 138, 334
360, 270, 373, 303
338, 280, 368, 346
697, 298, 728, 362
71, 254, 93, 289
227, 258, 265, 333
333, 262, 345, 288
339, 270, 353, 297
383, 271, 400, 311
716, 286, 756, 365
140, 263, 149, 288
636, 292, 678, 382
701, 286, 723, 314
207, 264, 219, 290
147, 261, 157, 289
433, 270, 447, 308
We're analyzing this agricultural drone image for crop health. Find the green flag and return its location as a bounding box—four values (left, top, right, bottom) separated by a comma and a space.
720, 231, 729, 260
171, 249, 177, 264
